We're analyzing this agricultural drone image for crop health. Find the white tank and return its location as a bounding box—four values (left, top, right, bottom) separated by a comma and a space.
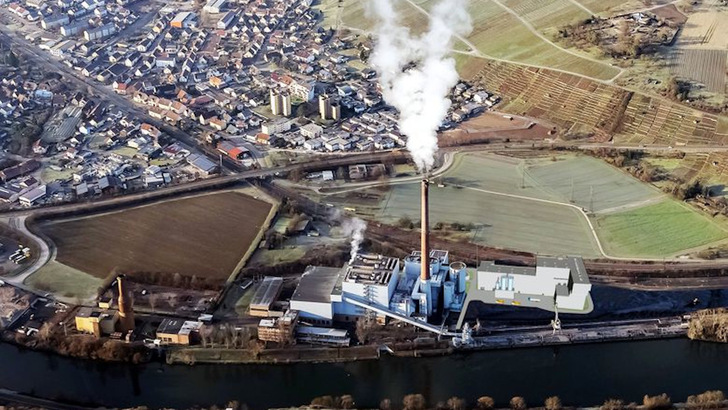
443, 281, 455, 309
449, 261, 467, 293
429, 258, 440, 277
404, 255, 421, 277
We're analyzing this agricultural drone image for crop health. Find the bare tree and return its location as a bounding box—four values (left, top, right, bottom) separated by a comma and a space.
510, 397, 527, 410
403, 394, 426, 410
340, 395, 355, 409
148, 292, 157, 312
476, 397, 495, 410
228, 324, 240, 348
447, 396, 466, 410
38, 322, 54, 342
545, 396, 562, 410
642, 393, 670, 410
200, 325, 213, 348
601, 399, 624, 410
168, 295, 179, 311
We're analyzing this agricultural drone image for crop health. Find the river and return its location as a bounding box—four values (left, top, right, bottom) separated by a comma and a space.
1, 339, 727, 409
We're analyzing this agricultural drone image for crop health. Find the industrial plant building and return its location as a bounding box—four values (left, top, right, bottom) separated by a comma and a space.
456, 256, 593, 328
288, 178, 593, 335
258, 309, 299, 344
156, 319, 202, 345
75, 307, 118, 337
75, 276, 135, 337
250, 276, 284, 317
290, 249, 468, 329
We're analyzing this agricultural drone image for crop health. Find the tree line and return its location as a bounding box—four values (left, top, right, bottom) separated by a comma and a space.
305, 389, 727, 410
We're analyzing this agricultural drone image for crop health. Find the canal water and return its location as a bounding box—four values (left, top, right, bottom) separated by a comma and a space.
1, 339, 727, 409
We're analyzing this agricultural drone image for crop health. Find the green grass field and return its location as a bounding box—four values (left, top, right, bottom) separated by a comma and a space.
525, 156, 662, 213
416, 0, 619, 80
595, 200, 728, 257
25, 260, 102, 302
328, 0, 619, 81
366, 152, 728, 258
443, 153, 661, 213
379, 182, 602, 257
502, 0, 589, 30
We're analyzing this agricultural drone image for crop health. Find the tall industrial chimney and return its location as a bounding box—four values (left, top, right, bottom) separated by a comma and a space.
420, 177, 430, 281
117, 276, 135, 333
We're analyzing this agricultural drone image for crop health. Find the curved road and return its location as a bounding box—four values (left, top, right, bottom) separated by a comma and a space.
5, 216, 52, 285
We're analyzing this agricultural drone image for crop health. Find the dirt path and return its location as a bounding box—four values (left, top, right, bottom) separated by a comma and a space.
565, 0, 595, 15
488, 0, 623, 82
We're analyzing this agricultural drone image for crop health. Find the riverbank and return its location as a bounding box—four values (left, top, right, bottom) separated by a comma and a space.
166, 317, 689, 365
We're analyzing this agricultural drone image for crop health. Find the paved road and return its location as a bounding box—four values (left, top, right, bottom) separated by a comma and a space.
4, 215, 51, 285
0, 151, 404, 218
579, 143, 728, 153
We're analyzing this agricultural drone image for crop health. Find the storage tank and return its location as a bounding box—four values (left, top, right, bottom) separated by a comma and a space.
429, 257, 441, 277
449, 261, 467, 293
443, 281, 455, 310
404, 255, 421, 277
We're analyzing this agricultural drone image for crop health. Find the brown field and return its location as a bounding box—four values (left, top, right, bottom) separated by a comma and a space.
471, 60, 631, 141
670, 9, 728, 96
439, 113, 557, 146
671, 48, 727, 94
41, 192, 272, 282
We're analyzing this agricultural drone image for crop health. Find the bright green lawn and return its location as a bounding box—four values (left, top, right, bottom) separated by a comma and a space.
594, 200, 728, 257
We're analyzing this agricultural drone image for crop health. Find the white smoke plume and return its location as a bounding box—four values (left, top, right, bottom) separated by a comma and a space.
341, 217, 367, 264
368, 0, 472, 172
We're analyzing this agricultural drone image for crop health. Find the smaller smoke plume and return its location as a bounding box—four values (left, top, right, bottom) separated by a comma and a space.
341, 217, 367, 264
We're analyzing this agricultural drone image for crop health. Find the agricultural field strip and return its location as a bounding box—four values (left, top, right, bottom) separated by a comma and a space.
487, 0, 621, 81
671, 48, 727, 94
563, 0, 594, 15
383, 0, 620, 82
521, 159, 663, 213
503, 0, 590, 30
385, 179, 705, 261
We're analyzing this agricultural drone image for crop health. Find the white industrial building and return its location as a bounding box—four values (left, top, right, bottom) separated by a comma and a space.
456, 256, 592, 329
291, 252, 592, 333
290, 251, 468, 329
290, 180, 592, 335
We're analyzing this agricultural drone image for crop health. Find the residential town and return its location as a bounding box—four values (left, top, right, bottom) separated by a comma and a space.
0, 0, 498, 208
